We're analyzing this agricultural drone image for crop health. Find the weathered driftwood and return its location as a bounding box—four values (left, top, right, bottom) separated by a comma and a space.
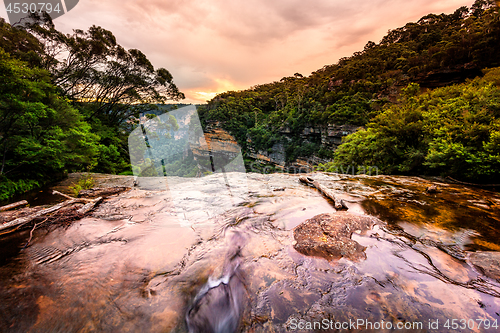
77, 197, 103, 214
0, 206, 45, 226
52, 190, 77, 200
0, 199, 78, 232
299, 176, 348, 210
0, 200, 28, 212
300, 176, 348, 210
78, 187, 129, 198
0, 197, 101, 233
0, 187, 127, 233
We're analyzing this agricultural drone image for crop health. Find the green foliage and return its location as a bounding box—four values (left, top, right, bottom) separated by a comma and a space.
23, 13, 185, 128
69, 174, 95, 197
333, 68, 500, 182
199, 1, 500, 169
0, 176, 40, 201
0, 18, 43, 67
0, 14, 185, 182
324, 92, 373, 125
0, 18, 185, 201
93, 144, 123, 174
0, 48, 100, 183
286, 140, 321, 162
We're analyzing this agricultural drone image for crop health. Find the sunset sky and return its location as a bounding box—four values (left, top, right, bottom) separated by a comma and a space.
1, 0, 474, 103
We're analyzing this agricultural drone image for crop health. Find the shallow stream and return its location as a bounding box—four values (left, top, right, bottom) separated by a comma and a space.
1, 172, 499, 332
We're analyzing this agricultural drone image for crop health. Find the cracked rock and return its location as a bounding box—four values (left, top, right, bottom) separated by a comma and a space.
293, 212, 378, 261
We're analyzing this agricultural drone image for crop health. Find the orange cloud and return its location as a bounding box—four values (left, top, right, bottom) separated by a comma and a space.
185, 78, 244, 103
0, 0, 475, 103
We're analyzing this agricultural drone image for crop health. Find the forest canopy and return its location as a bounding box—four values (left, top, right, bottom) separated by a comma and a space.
199, 0, 500, 182
330, 69, 500, 182
0, 15, 184, 201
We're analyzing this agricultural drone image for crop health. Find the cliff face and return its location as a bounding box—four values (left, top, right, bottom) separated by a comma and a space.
317, 123, 360, 148
251, 123, 360, 169
202, 122, 360, 170
191, 126, 241, 157
191, 123, 244, 173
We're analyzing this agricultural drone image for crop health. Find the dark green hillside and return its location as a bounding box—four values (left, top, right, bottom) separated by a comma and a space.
330, 70, 500, 182
199, 0, 500, 179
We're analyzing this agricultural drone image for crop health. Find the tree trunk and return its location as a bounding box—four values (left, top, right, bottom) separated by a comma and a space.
0, 142, 7, 175
0, 200, 29, 212
0, 197, 99, 232
299, 176, 348, 210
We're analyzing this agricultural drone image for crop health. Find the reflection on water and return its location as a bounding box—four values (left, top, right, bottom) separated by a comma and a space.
360, 176, 500, 252
1, 173, 500, 332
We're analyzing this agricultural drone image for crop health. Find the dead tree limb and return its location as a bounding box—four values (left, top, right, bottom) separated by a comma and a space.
0, 197, 100, 233
23, 217, 48, 248
52, 190, 77, 200
0, 200, 28, 212
77, 197, 103, 214
299, 176, 348, 210
0, 199, 78, 232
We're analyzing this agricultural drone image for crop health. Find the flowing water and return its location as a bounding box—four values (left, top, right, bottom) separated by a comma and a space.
1, 172, 499, 332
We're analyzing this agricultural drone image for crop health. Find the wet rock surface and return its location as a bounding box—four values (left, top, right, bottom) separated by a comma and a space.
293, 212, 377, 261
0, 172, 500, 332
469, 251, 500, 281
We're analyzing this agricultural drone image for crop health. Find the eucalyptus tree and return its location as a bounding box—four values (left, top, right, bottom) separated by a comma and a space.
22, 13, 185, 127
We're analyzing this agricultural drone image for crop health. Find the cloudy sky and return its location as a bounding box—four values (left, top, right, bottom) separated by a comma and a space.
1, 0, 473, 103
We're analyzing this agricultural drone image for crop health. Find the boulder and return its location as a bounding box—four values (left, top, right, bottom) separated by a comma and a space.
293, 212, 377, 261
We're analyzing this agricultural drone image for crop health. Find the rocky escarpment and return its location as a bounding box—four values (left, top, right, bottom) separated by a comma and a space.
414, 64, 483, 88
200, 121, 360, 171
246, 123, 360, 170
191, 122, 244, 172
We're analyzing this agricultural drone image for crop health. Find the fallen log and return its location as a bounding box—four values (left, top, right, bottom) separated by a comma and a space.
0, 196, 101, 233
78, 187, 130, 198
0, 206, 45, 226
0, 199, 78, 232
0, 200, 28, 212
299, 176, 348, 210
77, 197, 103, 215
52, 190, 77, 200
